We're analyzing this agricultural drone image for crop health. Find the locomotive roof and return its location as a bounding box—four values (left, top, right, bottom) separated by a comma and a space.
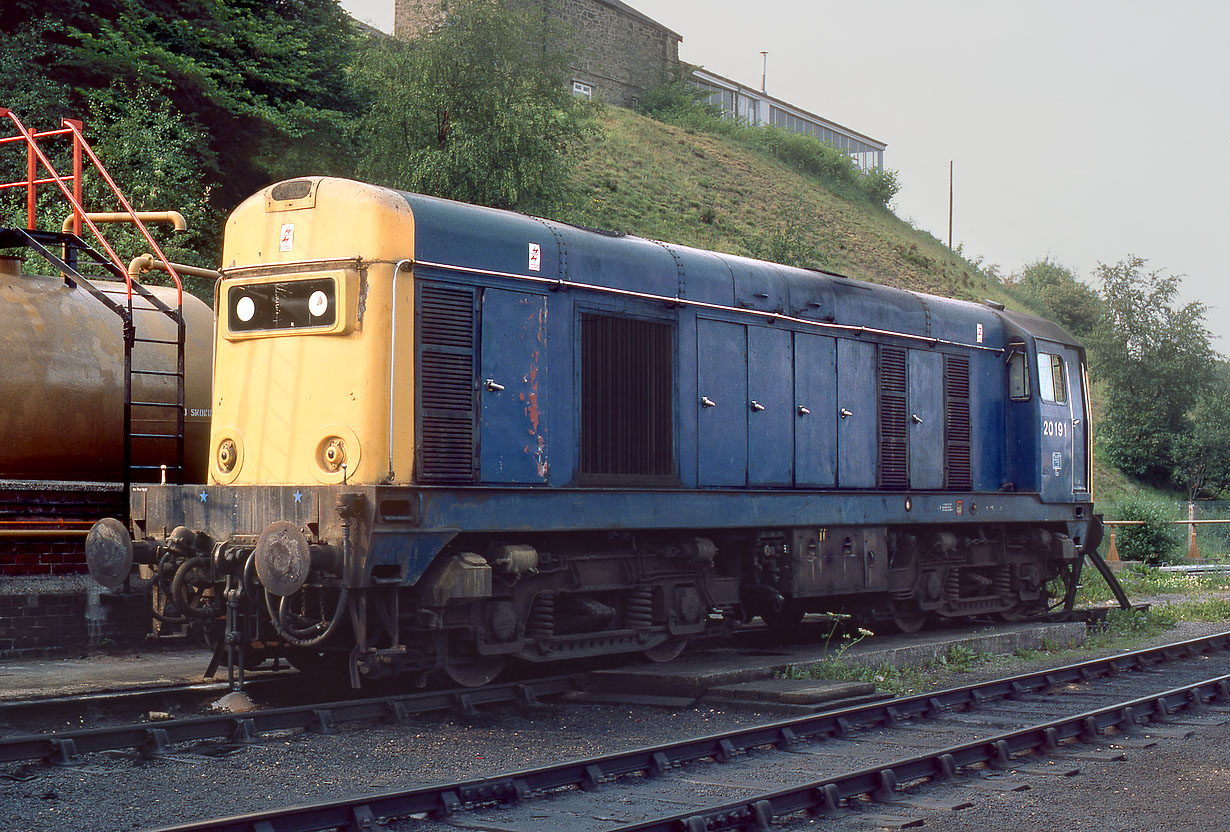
996, 308, 1082, 348
397, 187, 1033, 351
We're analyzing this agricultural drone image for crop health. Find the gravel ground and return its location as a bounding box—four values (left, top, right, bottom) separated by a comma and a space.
831, 722, 1230, 832
3, 620, 1229, 832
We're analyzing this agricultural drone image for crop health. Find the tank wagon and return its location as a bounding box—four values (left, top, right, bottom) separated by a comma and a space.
87, 177, 1099, 686
0, 252, 214, 484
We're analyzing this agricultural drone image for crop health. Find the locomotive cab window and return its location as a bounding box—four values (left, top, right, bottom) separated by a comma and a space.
1007, 341, 1030, 401
1037, 352, 1068, 404
227, 276, 339, 334
579, 314, 675, 482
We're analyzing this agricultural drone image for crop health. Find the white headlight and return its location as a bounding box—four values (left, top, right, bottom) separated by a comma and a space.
309, 290, 329, 317
236, 295, 255, 322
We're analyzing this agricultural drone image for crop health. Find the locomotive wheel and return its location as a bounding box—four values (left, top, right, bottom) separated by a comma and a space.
889, 602, 927, 635
442, 654, 506, 687
641, 637, 688, 663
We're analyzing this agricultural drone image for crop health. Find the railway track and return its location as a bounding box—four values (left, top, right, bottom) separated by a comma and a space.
129, 630, 1230, 832
0, 675, 581, 766
0, 673, 301, 736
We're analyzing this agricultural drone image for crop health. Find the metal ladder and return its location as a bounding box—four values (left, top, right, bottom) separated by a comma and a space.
0, 109, 187, 498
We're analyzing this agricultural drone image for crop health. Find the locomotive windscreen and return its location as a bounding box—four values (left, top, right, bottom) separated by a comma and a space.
227, 278, 338, 332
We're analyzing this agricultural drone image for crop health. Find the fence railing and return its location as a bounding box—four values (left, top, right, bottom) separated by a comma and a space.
1100, 501, 1230, 562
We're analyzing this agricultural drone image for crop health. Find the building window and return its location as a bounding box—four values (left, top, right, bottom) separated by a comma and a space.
572, 80, 592, 99
579, 314, 674, 481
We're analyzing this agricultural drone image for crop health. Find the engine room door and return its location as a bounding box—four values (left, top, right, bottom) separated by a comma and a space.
793, 332, 837, 487
697, 319, 747, 486
747, 326, 793, 486
837, 339, 876, 488
908, 349, 944, 489
478, 288, 548, 484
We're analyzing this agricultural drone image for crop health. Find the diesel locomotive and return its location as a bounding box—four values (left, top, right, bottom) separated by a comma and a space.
86, 177, 1100, 687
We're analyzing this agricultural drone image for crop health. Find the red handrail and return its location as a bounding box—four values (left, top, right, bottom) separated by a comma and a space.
0, 108, 183, 304
0, 176, 76, 189
61, 119, 182, 305
0, 127, 75, 145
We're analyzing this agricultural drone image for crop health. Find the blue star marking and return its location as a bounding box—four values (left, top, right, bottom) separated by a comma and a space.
199, 490, 208, 503
293, 490, 303, 503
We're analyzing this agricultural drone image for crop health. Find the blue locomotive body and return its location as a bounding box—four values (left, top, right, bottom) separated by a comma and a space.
90, 180, 1097, 685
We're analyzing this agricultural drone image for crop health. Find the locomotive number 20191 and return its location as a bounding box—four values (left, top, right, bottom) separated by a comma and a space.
1042, 419, 1068, 438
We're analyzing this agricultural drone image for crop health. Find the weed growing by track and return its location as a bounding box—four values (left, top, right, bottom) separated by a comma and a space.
1075, 562, 1230, 605
785, 606, 1179, 697
783, 643, 999, 697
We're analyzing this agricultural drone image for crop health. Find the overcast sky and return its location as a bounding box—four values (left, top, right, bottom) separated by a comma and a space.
341, 0, 1230, 352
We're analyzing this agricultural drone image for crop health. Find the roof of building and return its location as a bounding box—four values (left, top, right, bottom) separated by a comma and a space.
596, 0, 682, 40
694, 67, 886, 150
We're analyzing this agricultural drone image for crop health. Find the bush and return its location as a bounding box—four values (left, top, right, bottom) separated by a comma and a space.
864, 167, 900, 206
636, 64, 723, 124
1113, 496, 1180, 564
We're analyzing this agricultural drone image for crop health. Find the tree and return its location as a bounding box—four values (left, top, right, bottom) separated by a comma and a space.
1092, 256, 1215, 487
1013, 257, 1103, 337
0, 0, 362, 227
352, 0, 597, 214
1173, 365, 1230, 500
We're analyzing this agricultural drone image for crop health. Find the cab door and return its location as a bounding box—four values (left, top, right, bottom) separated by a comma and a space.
1063, 348, 1090, 494
1035, 340, 1073, 502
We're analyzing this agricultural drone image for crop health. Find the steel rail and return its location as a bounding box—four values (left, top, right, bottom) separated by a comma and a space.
615, 673, 1230, 832
0, 675, 579, 766
140, 629, 1230, 832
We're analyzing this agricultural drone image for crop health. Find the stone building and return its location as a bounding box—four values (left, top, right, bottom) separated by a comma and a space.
391, 0, 885, 167
393, 0, 681, 108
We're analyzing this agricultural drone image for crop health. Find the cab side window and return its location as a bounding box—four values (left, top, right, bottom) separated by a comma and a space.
1037, 352, 1068, 404
1007, 342, 1030, 400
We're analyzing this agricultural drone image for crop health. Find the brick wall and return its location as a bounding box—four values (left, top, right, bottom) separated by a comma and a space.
392, 0, 681, 107
0, 575, 151, 658
0, 538, 89, 577
0, 483, 145, 657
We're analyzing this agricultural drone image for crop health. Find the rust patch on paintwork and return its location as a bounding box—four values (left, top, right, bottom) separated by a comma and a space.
518, 299, 548, 479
